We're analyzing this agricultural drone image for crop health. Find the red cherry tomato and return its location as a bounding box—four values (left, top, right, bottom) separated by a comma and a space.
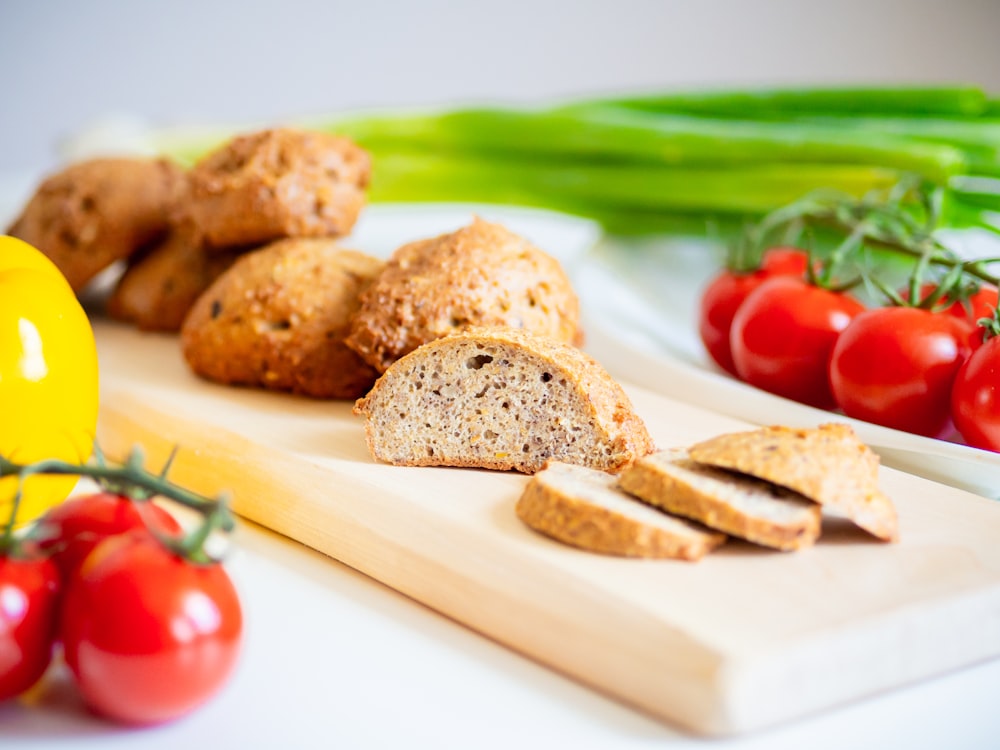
61, 532, 243, 725
36, 492, 181, 579
0, 554, 60, 700
698, 247, 808, 375
955, 288, 998, 349
903, 281, 998, 323
901, 283, 997, 348
830, 307, 971, 437
730, 276, 864, 409
952, 332, 1000, 451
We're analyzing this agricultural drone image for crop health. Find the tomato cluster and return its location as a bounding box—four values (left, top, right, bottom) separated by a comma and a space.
698, 248, 1000, 449
0, 489, 243, 725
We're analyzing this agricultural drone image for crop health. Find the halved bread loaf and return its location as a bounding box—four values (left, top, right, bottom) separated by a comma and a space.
687, 423, 899, 542
516, 462, 726, 560
618, 449, 821, 551
353, 327, 654, 473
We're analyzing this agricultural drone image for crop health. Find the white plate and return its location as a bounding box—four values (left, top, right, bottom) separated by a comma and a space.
4, 161, 999, 500
575, 234, 1000, 499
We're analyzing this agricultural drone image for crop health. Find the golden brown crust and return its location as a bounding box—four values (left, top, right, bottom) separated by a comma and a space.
181, 238, 383, 399
618, 449, 821, 551
183, 128, 370, 250
344, 217, 583, 373
107, 223, 240, 332
7, 157, 184, 291
353, 327, 654, 473
687, 423, 899, 542
516, 462, 725, 560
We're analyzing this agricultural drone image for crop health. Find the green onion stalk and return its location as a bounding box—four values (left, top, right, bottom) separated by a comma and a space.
145, 85, 1000, 241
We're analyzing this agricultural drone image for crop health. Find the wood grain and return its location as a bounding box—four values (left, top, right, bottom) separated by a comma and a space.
94, 320, 1000, 735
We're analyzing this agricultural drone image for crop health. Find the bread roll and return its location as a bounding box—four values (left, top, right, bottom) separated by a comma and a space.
345, 217, 583, 373
181, 238, 383, 399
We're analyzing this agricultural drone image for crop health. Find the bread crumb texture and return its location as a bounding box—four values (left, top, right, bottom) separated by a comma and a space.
353, 327, 653, 473
345, 217, 583, 373
516, 462, 725, 560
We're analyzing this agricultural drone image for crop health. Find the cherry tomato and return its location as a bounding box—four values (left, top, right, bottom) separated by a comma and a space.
903, 281, 998, 323
698, 247, 808, 375
956, 287, 998, 349
61, 532, 243, 725
730, 276, 864, 409
952, 332, 1000, 451
901, 282, 998, 349
36, 492, 182, 580
830, 307, 971, 437
0, 554, 61, 700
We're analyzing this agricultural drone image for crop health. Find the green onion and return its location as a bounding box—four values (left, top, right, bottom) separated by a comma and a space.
143, 85, 1000, 239
573, 85, 990, 118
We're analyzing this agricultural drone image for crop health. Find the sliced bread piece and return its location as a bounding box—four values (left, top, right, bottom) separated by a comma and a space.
687, 423, 899, 542
353, 326, 654, 474
516, 462, 726, 560
618, 448, 821, 551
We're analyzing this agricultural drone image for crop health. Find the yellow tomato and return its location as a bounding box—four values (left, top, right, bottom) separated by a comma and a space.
0, 236, 99, 526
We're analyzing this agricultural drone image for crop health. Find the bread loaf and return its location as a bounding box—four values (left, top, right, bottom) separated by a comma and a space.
516, 461, 726, 560
618, 448, 821, 551
353, 327, 654, 473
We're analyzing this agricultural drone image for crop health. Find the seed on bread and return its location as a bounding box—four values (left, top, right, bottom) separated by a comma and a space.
352, 326, 654, 474
618, 448, 821, 551
516, 462, 726, 560
687, 423, 899, 542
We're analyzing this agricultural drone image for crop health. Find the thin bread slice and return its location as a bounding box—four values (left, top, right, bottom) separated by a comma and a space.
687, 423, 899, 542
353, 327, 654, 474
516, 461, 726, 561
618, 448, 821, 551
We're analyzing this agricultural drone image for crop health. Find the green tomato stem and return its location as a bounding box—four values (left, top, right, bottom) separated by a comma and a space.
0, 447, 235, 564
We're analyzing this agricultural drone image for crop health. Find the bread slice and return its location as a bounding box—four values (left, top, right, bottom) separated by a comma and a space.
687, 423, 899, 542
516, 462, 726, 560
618, 449, 821, 551
353, 326, 654, 474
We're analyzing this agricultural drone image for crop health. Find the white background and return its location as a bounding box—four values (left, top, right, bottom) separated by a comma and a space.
2, 0, 1000, 172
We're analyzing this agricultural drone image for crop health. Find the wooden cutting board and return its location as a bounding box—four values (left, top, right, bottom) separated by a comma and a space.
93, 319, 1000, 736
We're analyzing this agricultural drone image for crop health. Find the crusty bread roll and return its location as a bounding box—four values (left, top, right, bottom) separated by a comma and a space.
184, 128, 370, 249
353, 326, 654, 474
516, 461, 726, 560
8, 157, 184, 291
618, 448, 821, 551
687, 423, 899, 542
345, 217, 583, 373
107, 223, 239, 332
181, 238, 383, 399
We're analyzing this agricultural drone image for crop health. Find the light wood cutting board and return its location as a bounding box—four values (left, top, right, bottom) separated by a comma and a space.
93, 319, 1000, 736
